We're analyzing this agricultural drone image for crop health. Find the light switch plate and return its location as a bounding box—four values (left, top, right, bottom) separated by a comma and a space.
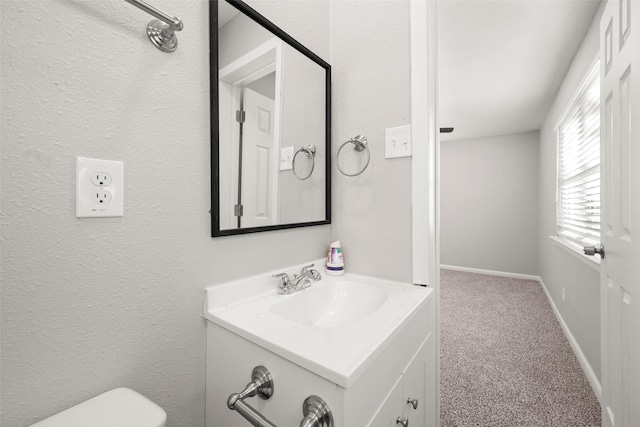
385, 125, 412, 159
280, 146, 294, 170
76, 157, 124, 218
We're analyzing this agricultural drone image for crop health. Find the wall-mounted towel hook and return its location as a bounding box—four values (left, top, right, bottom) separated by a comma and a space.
124, 0, 183, 52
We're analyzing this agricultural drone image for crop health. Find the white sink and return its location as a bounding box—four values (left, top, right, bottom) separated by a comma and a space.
203, 260, 432, 387
270, 280, 388, 328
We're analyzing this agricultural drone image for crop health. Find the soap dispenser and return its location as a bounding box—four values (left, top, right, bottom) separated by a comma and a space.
326, 240, 345, 276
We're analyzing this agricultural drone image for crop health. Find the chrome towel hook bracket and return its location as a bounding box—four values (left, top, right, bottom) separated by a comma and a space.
227, 365, 274, 407
227, 366, 277, 427
300, 395, 334, 427
124, 0, 183, 52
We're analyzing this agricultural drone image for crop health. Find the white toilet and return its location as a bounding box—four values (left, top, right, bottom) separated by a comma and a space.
29, 387, 167, 427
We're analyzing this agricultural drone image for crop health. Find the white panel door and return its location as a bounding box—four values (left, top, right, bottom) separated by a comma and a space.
241, 88, 278, 228
599, 1, 640, 426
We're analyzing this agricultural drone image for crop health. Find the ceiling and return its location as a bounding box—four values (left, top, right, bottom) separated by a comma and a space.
438, 0, 602, 142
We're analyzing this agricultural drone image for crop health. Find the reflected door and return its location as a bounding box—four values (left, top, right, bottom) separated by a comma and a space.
240, 88, 278, 228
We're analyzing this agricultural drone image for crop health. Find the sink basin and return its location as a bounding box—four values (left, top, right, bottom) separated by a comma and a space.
203, 261, 432, 387
270, 281, 388, 328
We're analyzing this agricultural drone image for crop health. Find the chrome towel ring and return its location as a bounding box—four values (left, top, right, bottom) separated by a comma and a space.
292, 144, 316, 180
337, 135, 370, 177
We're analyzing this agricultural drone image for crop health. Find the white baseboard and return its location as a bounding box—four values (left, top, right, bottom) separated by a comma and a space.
440, 264, 540, 281
537, 277, 602, 403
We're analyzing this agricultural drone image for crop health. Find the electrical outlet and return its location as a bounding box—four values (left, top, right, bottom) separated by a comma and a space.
92, 190, 112, 205
91, 172, 112, 187
76, 157, 123, 218
562, 287, 566, 301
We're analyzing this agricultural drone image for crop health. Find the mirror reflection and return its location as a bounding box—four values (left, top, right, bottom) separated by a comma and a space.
213, 0, 331, 236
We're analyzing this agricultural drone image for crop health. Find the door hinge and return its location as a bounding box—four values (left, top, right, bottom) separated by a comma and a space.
236, 110, 246, 123
234, 204, 244, 217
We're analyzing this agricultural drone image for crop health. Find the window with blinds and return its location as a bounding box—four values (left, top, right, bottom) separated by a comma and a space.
556, 61, 601, 248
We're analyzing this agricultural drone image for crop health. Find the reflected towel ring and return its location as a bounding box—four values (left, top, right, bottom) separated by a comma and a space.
337, 135, 370, 177
292, 144, 316, 180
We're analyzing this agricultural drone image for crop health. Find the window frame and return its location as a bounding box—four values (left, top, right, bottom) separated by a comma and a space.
554, 58, 601, 259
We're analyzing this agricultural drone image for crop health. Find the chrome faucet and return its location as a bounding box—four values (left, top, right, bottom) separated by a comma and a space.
272, 264, 321, 295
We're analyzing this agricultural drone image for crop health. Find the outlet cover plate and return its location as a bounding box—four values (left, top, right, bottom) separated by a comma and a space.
76, 156, 124, 217
385, 124, 412, 159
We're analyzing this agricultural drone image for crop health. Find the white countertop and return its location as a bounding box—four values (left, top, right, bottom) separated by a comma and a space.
203, 262, 432, 388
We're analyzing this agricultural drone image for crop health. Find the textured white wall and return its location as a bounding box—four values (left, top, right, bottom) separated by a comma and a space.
440, 131, 540, 275
538, 2, 604, 381
330, 0, 413, 283
0, 1, 330, 426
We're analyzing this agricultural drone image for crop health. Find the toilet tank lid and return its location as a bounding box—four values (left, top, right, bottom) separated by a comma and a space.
29, 388, 167, 427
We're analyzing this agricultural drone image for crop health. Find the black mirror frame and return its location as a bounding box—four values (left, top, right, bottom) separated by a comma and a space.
210, 0, 332, 237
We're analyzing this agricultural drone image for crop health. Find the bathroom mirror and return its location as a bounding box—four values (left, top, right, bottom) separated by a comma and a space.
211, 0, 331, 237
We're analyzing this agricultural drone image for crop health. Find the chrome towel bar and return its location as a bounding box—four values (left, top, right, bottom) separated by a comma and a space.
124, 0, 183, 52
229, 398, 278, 427
227, 366, 277, 427
226, 366, 334, 427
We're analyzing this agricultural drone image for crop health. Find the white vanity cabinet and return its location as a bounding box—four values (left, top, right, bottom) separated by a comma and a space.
203, 269, 435, 427
370, 336, 434, 427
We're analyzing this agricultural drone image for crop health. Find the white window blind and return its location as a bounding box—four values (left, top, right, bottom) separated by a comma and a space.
556, 61, 600, 247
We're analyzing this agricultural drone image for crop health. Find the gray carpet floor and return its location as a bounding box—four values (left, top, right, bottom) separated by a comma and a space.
440, 269, 601, 426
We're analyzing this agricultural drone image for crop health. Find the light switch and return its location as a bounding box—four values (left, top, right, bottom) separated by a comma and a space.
385, 125, 412, 159
280, 146, 294, 170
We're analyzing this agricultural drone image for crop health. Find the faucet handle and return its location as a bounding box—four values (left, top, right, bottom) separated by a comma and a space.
272, 272, 291, 286
300, 263, 315, 273
300, 263, 321, 281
